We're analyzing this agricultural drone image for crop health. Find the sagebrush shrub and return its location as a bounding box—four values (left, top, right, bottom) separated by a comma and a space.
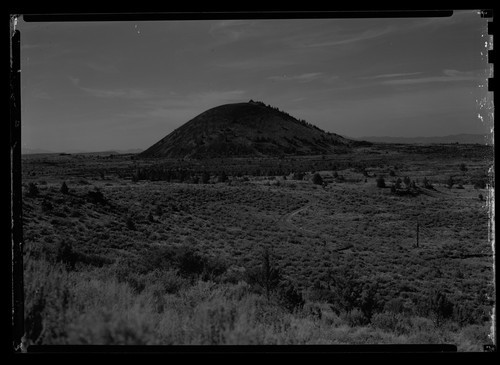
376, 176, 385, 188
343, 308, 366, 327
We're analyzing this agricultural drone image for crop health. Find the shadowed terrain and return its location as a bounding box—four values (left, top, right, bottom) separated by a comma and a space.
140, 101, 368, 158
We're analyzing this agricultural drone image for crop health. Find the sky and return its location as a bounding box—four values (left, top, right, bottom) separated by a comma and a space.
18, 11, 492, 152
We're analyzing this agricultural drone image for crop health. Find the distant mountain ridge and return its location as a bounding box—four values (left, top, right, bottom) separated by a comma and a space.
354, 133, 492, 145
140, 101, 366, 158
21, 148, 144, 155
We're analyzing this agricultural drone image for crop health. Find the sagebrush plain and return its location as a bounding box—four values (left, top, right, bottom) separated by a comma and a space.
21, 142, 494, 350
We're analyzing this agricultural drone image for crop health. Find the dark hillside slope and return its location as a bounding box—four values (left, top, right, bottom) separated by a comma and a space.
140, 101, 365, 158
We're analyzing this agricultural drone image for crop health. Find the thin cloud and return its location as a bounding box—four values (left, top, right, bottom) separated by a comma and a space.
31, 90, 52, 100
216, 56, 298, 71
21, 43, 50, 50
268, 72, 324, 83
362, 72, 423, 80
381, 69, 480, 85
69, 77, 150, 100
208, 20, 262, 45
293, 26, 394, 48
80, 87, 150, 99
68, 75, 150, 99
68, 76, 80, 86
86, 61, 120, 74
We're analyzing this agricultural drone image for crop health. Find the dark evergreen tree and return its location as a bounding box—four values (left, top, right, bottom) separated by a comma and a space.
447, 176, 454, 189
41, 199, 53, 212
312, 172, 323, 185
56, 240, 76, 270
423, 176, 433, 189
428, 289, 454, 327
126, 216, 136, 231
27, 182, 39, 197
376, 175, 386, 188
278, 282, 305, 312
60, 181, 69, 194
247, 248, 282, 301
218, 171, 228, 183
87, 188, 105, 204
403, 176, 411, 188
202, 171, 210, 184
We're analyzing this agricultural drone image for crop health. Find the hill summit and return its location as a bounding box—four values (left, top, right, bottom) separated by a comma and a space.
140, 100, 362, 158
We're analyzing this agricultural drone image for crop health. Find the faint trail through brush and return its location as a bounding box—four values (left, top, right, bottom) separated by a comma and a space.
277, 197, 353, 252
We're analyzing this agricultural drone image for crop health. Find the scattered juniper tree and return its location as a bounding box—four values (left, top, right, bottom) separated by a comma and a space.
446, 176, 454, 189
217, 171, 228, 183
41, 199, 53, 212
293, 171, 305, 181
395, 178, 402, 190
403, 176, 411, 188
312, 172, 323, 185
126, 216, 136, 231
423, 176, 433, 189
148, 212, 155, 223
27, 182, 39, 197
278, 282, 305, 313
473, 176, 487, 189
60, 181, 69, 195
201, 171, 210, 184
422, 176, 428, 187
247, 247, 282, 301
376, 175, 386, 188
358, 282, 382, 323
87, 187, 105, 204
428, 288, 454, 327
56, 239, 76, 270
